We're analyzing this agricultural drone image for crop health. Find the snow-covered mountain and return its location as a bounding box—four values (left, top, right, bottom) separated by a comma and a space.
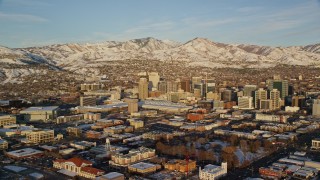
0, 37, 319, 83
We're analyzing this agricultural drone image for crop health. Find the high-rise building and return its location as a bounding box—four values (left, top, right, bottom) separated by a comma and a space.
254, 88, 268, 109
270, 89, 281, 110
291, 95, 305, 108
192, 77, 202, 92
124, 99, 139, 114
205, 81, 216, 95
222, 90, 233, 102
194, 83, 204, 97
180, 79, 191, 92
148, 72, 160, 90
243, 85, 257, 97
80, 96, 96, 106
158, 81, 167, 94
268, 80, 288, 99
166, 81, 178, 93
260, 99, 273, 111
313, 99, 320, 117
138, 78, 149, 100
194, 89, 202, 99
238, 96, 253, 110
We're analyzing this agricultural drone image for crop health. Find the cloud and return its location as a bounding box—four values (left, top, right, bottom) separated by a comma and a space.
0, 11, 48, 22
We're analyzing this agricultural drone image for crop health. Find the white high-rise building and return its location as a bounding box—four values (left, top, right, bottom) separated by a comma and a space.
254, 88, 267, 109
313, 99, 320, 117
138, 78, 149, 100
238, 96, 254, 110
243, 85, 257, 97
148, 72, 160, 91
270, 89, 281, 110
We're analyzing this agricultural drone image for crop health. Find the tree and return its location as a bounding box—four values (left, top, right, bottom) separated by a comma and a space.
229, 135, 239, 146
240, 140, 248, 152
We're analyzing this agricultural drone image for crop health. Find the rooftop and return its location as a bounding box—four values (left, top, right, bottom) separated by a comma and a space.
101, 172, 124, 179
21, 106, 59, 112
6, 148, 43, 157
129, 162, 156, 170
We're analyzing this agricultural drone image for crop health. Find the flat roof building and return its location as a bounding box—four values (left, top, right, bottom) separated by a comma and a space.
20, 106, 59, 122
0, 115, 16, 127
6, 148, 43, 159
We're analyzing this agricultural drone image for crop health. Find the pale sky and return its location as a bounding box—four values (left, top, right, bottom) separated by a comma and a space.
0, 0, 319, 48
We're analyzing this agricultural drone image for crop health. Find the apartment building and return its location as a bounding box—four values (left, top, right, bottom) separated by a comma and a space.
109, 147, 155, 166
0, 115, 16, 126
0, 138, 8, 150
26, 129, 54, 144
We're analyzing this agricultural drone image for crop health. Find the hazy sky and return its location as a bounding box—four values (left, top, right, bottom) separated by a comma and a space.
0, 0, 320, 48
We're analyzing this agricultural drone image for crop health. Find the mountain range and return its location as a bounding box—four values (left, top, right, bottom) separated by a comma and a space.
0, 37, 319, 83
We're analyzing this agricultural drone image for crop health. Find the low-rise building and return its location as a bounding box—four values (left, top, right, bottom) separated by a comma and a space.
20, 106, 59, 122
0, 138, 8, 150
26, 129, 54, 144
6, 148, 43, 159
128, 162, 159, 174
0, 115, 16, 126
110, 147, 156, 166
53, 157, 105, 179
104, 125, 133, 134
127, 119, 144, 129
199, 163, 227, 180
311, 138, 320, 150
164, 159, 197, 173
99, 172, 124, 180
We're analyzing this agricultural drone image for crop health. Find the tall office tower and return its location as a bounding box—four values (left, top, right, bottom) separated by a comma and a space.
222, 90, 233, 102
243, 85, 257, 97
194, 83, 204, 97
268, 80, 288, 99
205, 80, 216, 94
254, 88, 268, 109
238, 96, 253, 109
260, 99, 273, 111
270, 89, 281, 110
124, 98, 139, 114
158, 81, 167, 94
194, 89, 202, 99
148, 72, 160, 90
180, 79, 191, 92
166, 81, 178, 93
313, 99, 320, 116
138, 78, 149, 100
191, 77, 202, 92
292, 95, 305, 108
80, 96, 96, 106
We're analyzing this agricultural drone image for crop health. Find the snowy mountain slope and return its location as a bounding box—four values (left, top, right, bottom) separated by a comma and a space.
0, 37, 319, 83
